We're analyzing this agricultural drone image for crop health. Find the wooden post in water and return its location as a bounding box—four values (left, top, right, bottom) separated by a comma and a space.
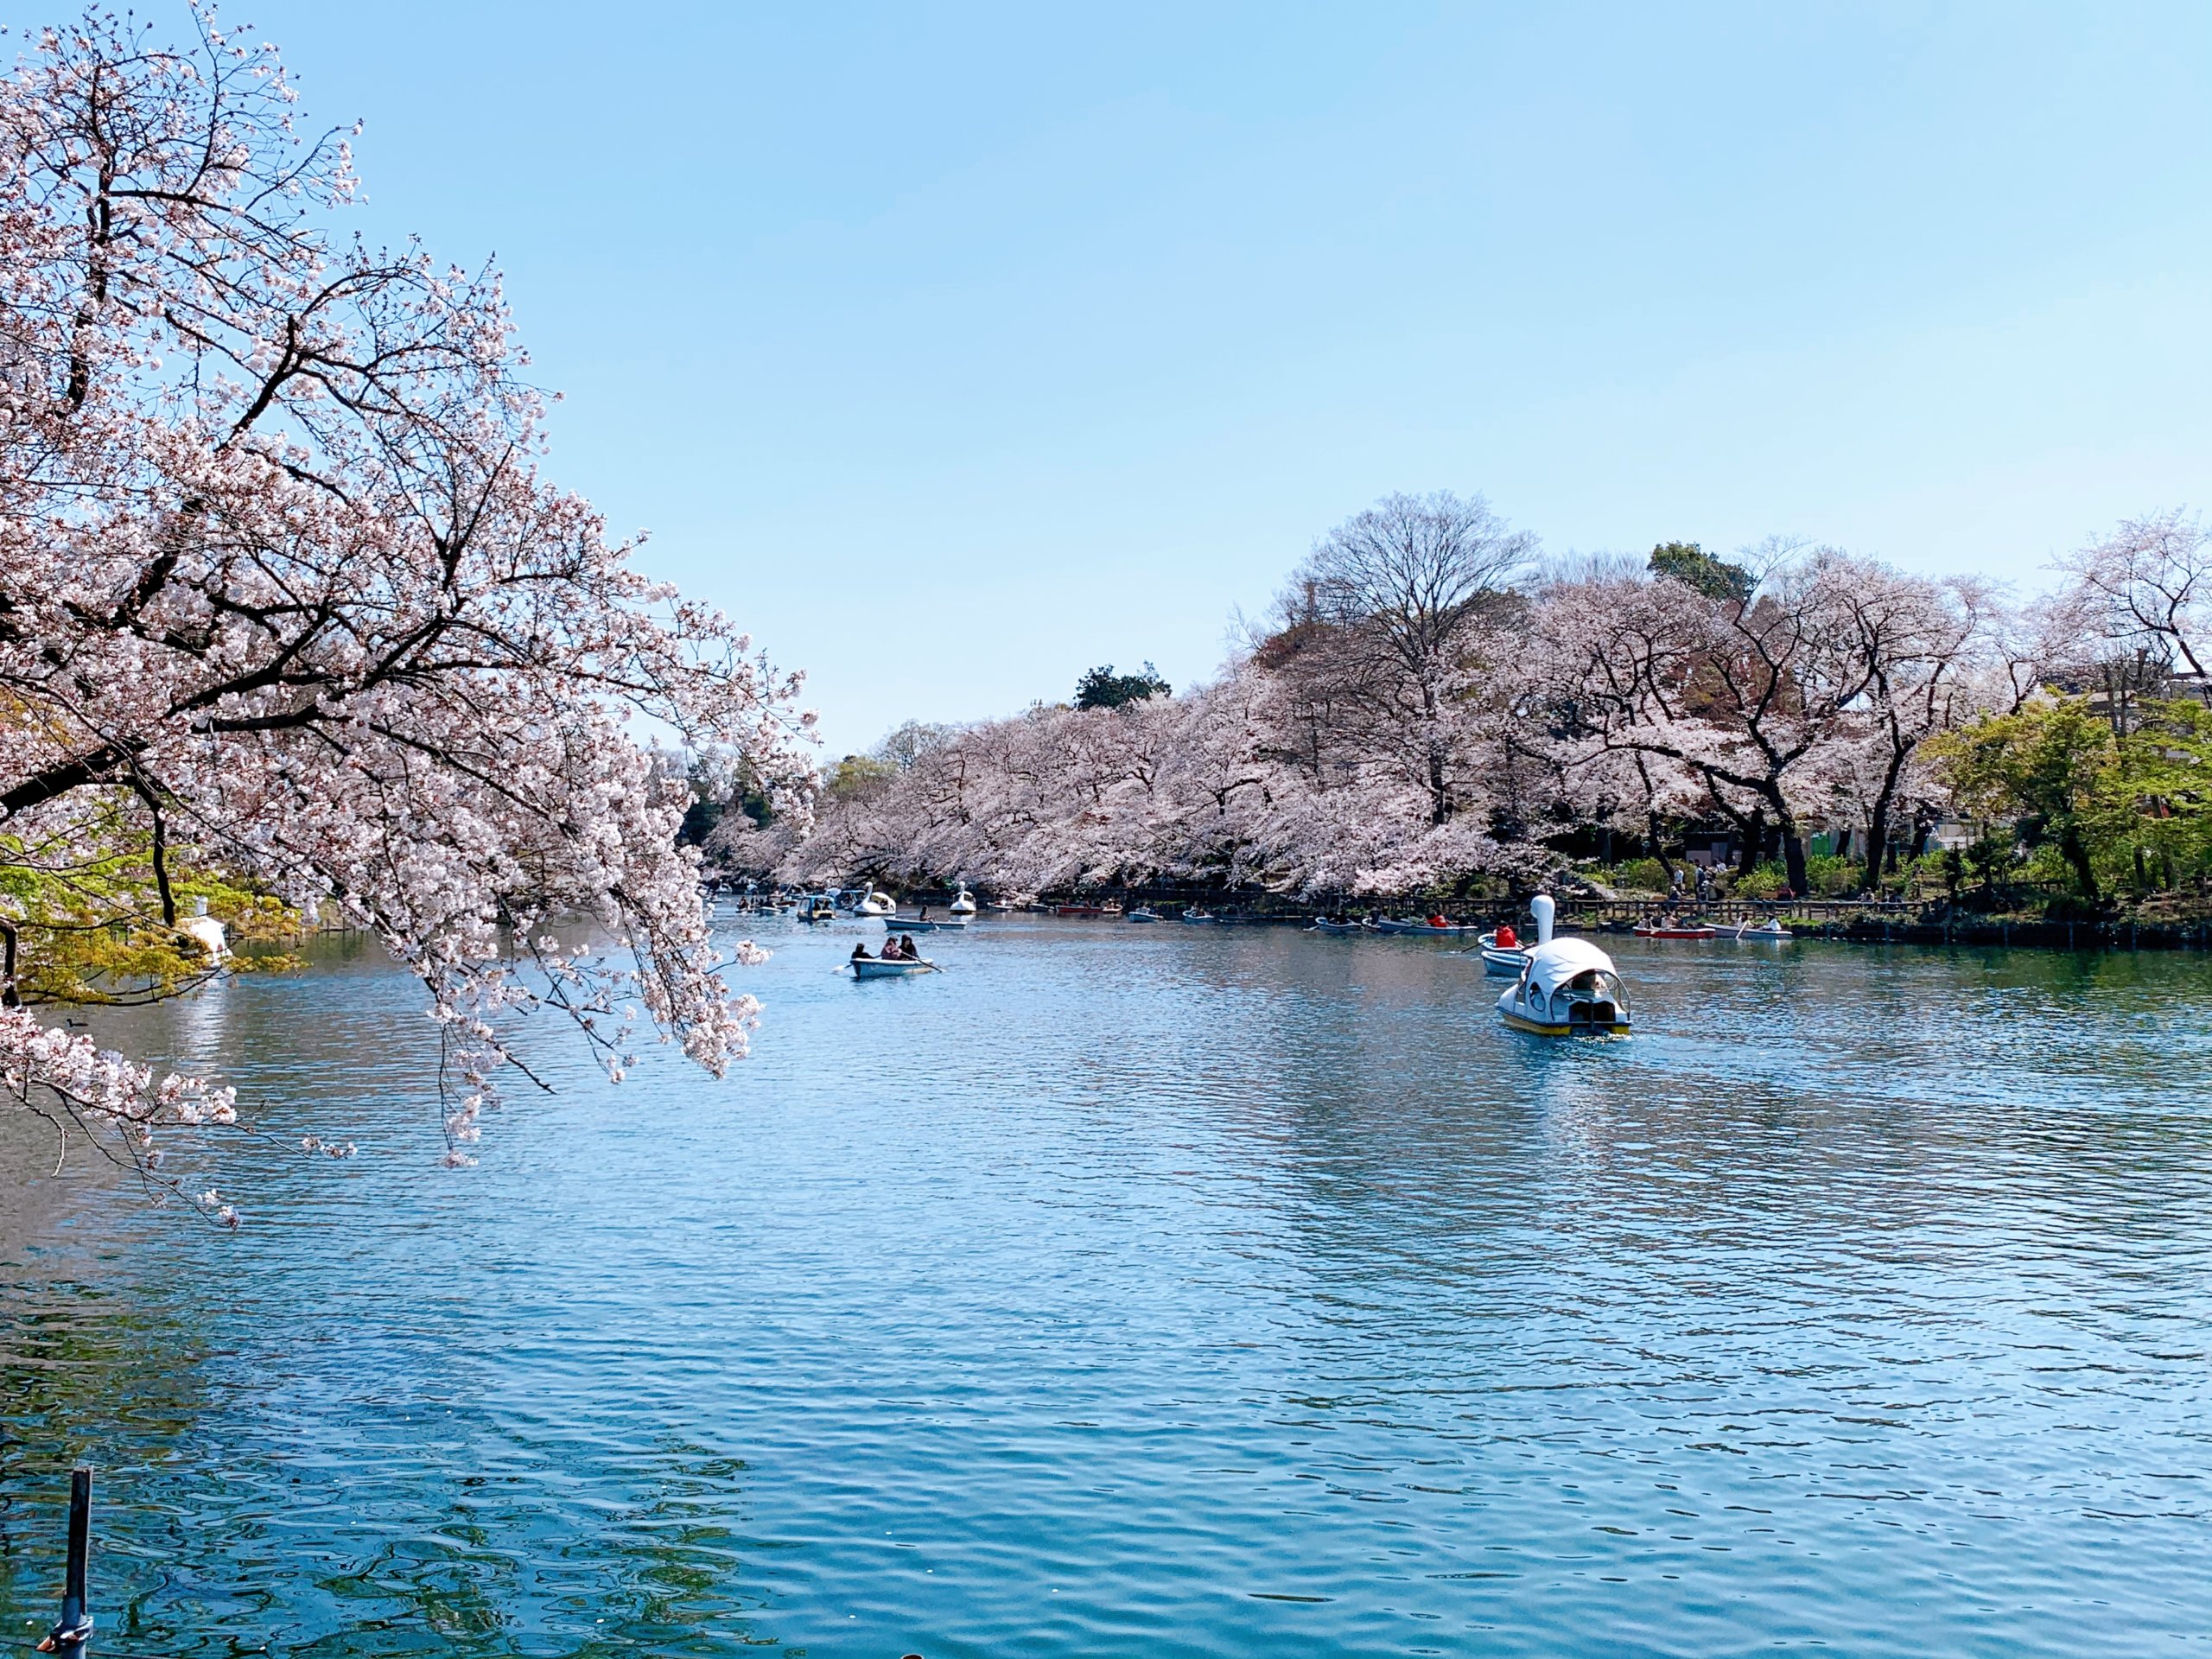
36, 1468, 92, 1659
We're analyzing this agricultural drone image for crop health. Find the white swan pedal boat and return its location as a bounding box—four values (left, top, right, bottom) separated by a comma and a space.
947, 887, 979, 916
1496, 896, 1630, 1035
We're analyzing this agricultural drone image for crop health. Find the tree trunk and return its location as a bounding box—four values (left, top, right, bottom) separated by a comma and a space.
1768, 790, 1808, 893
1736, 806, 1766, 877
1861, 798, 1892, 894
2061, 827, 2098, 899
1634, 757, 1672, 878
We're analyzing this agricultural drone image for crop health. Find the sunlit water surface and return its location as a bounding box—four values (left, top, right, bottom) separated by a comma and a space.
4, 918, 2212, 1657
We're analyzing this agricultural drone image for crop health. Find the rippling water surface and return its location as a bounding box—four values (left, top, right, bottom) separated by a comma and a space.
4, 917, 2212, 1657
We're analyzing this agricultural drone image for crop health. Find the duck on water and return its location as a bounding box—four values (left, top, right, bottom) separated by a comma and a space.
1496, 895, 1631, 1036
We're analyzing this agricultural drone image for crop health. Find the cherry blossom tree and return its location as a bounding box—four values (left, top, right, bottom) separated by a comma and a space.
1274, 492, 1535, 826
1821, 565, 1993, 886
2056, 510, 2211, 704
1538, 543, 1885, 893
0, 10, 810, 1208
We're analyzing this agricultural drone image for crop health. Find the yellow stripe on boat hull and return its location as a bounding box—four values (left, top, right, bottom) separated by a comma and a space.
1498, 1011, 1630, 1037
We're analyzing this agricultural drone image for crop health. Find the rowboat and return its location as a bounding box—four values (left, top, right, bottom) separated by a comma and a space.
849, 956, 935, 978
1365, 918, 1483, 936
1497, 896, 1630, 1035
1179, 908, 1217, 923
1632, 921, 1717, 940
880, 915, 968, 931
1727, 918, 1793, 940
1126, 907, 1162, 922
1309, 918, 1363, 933
1055, 903, 1108, 917
1477, 929, 1531, 976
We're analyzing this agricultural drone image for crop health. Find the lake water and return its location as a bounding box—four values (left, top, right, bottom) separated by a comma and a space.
4, 916, 2212, 1657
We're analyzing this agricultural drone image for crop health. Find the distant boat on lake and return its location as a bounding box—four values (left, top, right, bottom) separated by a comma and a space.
1633, 920, 1717, 940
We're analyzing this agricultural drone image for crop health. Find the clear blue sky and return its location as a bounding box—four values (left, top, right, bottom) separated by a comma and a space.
48, 3, 2212, 754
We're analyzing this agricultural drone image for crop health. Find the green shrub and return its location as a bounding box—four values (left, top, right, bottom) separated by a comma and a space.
1802, 853, 1857, 896
1607, 857, 1668, 893
1735, 861, 1786, 899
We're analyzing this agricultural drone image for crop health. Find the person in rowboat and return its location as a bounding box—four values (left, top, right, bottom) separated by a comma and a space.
851, 941, 874, 963
1495, 922, 1517, 949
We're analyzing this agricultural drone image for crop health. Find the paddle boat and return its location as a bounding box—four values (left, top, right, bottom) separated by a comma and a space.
796, 893, 839, 924
948, 887, 979, 916
1126, 907, 1162, 923
1497, 895, 1631, 1036
855, 887, 898, 918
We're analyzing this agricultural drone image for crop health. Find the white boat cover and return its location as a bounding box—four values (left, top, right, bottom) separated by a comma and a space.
1521, 937, 1619, 997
